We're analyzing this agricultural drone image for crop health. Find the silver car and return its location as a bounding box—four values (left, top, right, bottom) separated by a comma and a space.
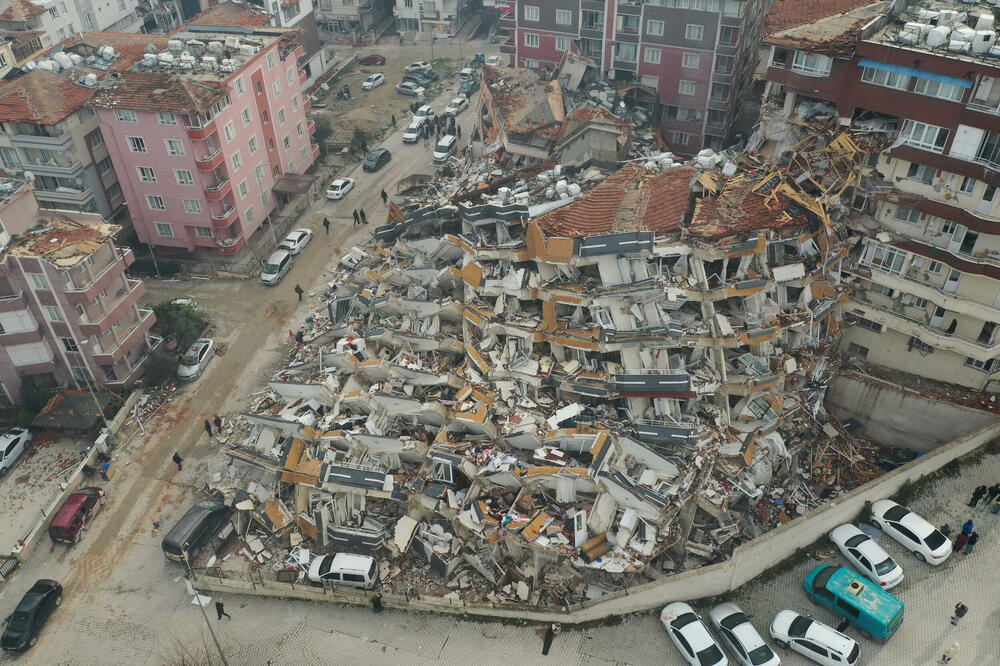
177, 338, 215, 381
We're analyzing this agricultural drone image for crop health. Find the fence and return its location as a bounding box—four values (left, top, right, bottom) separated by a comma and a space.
197, 419, 1000, 623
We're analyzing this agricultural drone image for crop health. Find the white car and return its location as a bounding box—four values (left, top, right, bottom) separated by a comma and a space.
414, 104, 435, 122
485, 55, 502, 67
405, 61, 432, 73
444, 96, 469, 116
661, 602, 728, 666
396, 81, 425, 97
770, 611, 859, 666
361, 73, 385, 90
402, 121, 424, 143
709, 603, 779, 666
177, 338, 215, 381
326, 178, 355, 200
829, 523, 904, 589
0, 427, 31, 479
278, 228, 313, 255
870, 499, 951, 565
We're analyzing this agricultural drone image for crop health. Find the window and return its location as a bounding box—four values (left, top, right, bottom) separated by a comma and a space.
224, 121, 236, 141
671, 132, 690, 145
272, 80, 281, 97
238, 179, 249, 198
524, 5, 539, 21
0, 147, 20, 170
582, 10, 603, 29
175, 169, 194, 186
792, 51, 832, 76
860, 241, 906, 275
856, 317, 884, 332
241, 108, 252, 126
49, 6, 58, 17
255, 164, 266, 182
107, 182, 122, 200
711, 82, 730, 101
182, 198, 202, 214
555, 9, 571, 25
524, 33, 539, 48
967, 357, 999, 372
861, 66, 911, 90
296, 121, 304, 136
146, 195, 165, 210
679, 80, 696, 96
62, 338, 79, 352
195, 227, 213, 238
248, 136, 259, 154
94, 157, 111, 176
893, 205, 923, 225
283, 135, 291, 149
286, 68, 295, 86
685, 24, 704, 41
137, 166, 156, 182
116, 109, 137, 123
960, 176, 977, 194
232, 151, 243, 169
720, 25, 739, 45
644, 47, 661, 65
154, 222, 173, 238
291, 95, 300, 111
914, 77, 965, 102
267, 52, 276, 69
45, 305, 62, 321
901, 120, 949, 152
165, 139, 185, 156
906, 163, 936, 184
245, 205, 255, 222
614, 43, 637, 62
928, 260, 944, 274
278, 108, 286, 125
912, 297, 929, 308
255, 80, 264, 94
127, 136, 147, 153
556, 37, 571, 52
261, 110, 269, 124
87, 132, 104, 150
27, 273, 48, 291
847, 343, 869, 358
157, 112, 177, 125
235, 76, 245, 95
682, 53, 700, 69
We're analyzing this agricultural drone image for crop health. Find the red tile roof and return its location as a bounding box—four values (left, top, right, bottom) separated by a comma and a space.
0, 0, 46, 22
187, 2, 270, 28
535, 163, 694, 238
556, 103, 630, 142
765, 0, 881, 34
90, 71, 228, 114
74, 32, 173, 75
689, 183, 809, 238
0, 70, 94, 124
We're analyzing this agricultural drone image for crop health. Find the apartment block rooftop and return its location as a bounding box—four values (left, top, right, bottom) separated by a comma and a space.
867, 0, 1000, 65
2, 213, 120, 267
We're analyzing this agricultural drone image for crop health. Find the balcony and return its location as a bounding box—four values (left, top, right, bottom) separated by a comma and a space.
204, 177, 231, 201
310, 142, 320, 160
187, 123, 216, 141
195, 148, 225, 171
612, 369, 695, 398
20, 154, 84, 178
216, 233, 245, 255
304, 96, 312, 112
0, 291, 29, 313
122, 248, 135, 268
211, 205, 238, 228
500, 38, 516, 55
64, 260, 126, 304
298, 68, 307, 83
617, 0, 641, 13
0, 318, 44, 345
11, 131, 73, 152
78, 279, 145, 336
91, 308, 155, 364
33, 186, 95, 207
307, 119, 316, 135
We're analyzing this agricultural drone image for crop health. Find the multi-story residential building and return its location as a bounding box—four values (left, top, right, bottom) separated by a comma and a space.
315, 0, 388, 38
394, 0, 470, 36
0, 32, 169, 221
90, 26, 318, 256
501, 0, 767, 152
0, 179, 155, 406
478, 65, 565, 162
762, 0, 1000, 391
0, 0, 142, 48
0, 38, 13, 75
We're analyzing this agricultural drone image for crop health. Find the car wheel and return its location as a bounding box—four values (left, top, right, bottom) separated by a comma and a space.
55, 594, 62, 606
859, 629, 874, 641
869, 518, 882, 530
29, 635, 37, 647
774, 639, 789, 649
913, 550, 926, 562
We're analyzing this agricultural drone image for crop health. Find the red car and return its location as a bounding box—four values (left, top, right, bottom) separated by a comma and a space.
360, 54, 385, 66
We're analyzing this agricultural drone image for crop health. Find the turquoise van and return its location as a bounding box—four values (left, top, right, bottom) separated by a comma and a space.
803, 565, 904, 641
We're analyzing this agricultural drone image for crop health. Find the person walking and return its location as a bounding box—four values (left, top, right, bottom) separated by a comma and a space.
294, 284, 304, 301
203, 419, 212, 437
940, 523, 952, 538
390, 114, 397, 128
986, 482, 1000, 505
172, 452, 183, 471
993, 494, 1000, 514
939, 642, 959, 664
381, 189, 388, 205
951, 602, 968, 625
323, 217, 330, 234
215, 600, 231, 620
213, 415, 223, 433
371, 593, 383, 613
954, 530, 969, 552
961, 518, 974, 535
963, 531, 979, 554
352, 209, 360, 226
541, 623, 561, 656
360, 209, 367, 225
456, 124, 461, 139
969, 484, 987, 507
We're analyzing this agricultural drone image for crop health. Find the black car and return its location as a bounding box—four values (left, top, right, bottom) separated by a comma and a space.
162, 498, 232, 563
363, 148, 391, 172
1, 579, 62, 652
458, 79, 481, 96
403, 72, 434, 87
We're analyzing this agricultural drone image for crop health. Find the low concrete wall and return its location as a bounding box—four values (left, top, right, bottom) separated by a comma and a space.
825, 374, 997, 450
201, 419, 1000, 623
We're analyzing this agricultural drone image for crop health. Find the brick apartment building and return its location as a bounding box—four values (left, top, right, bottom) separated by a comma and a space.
0, 180, 155, 406
500, 0, 767, 152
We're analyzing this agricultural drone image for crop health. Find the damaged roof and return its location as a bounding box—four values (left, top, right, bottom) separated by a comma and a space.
766, 1, 890, 57
0, 0, 46, 22
535, 163, 694, 238
3, 215, 120, 267
766, 0, 886, 34
482, 65, 565, 136
90, 71, 229, 114
0, 70, 95, 124
556, 103, 631, 143
186, 1, 271, 28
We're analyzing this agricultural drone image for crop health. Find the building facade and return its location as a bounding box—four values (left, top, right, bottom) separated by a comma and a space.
762, 0, 1000, 391
394, 0, 470, 36
501, 0, 767, 152
0, 0, 142, 48
0, 182, 155, 406
91, 27, 317, 256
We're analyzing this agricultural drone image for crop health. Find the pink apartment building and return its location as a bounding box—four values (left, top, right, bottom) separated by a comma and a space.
90, 27, 318, 256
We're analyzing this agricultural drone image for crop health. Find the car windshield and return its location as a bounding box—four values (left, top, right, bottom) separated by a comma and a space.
844, 534, 867, 548
848, 643, 860, 663
435, 141, 449, 151
6, 610, 33, 633
263, 262, 280, 273
883, 505, 909, 521
696, 645, 724, 666
181, 350, 200, 365
812, 566, 835, 591
317, 556, 333, 576
925, 529, 947, 549
874, 557, 897, 575
719, 611, 750, 631
788, 615, 813, 638
671, 612, 699, 629
749, 645, 776, 665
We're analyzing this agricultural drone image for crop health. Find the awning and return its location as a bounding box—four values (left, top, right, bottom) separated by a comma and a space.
272, 173, 319, 195
858, 59, 972, 88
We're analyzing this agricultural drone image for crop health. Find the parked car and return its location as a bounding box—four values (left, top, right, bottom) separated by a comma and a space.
0, 427, 31, 479
359, 54, 385, 66
830, 523, 904, 589
414, 104, 435, 122
396, 81, 426, 97
307, 553, 380, 589
362, 148, 391, 172
661, 602, 728, 666
260, 249, 293, 286
402, 121, 424, 143
708, 603, 780, 666
433, 134, 457, 163
49, 487, 105, 544
458, 78, 481, 97
177, 338, 215, 382
405, 60, 432, 73
770, 610, 860, 666
803, 565, 904, 641
870, 499, 951, 564
1, 580, 62, 652
458, 67, 476, 82
485, 55, 502, 67
325, 177, 355, 200
361, 73, 385, 90
162, 498, 232, 563
279, 227, 314, 255
403, 72, 435, 87
444, 96, 469, 116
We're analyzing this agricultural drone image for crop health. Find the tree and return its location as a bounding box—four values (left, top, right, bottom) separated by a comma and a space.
152, 301, 209, 352
143, 351, 176, 388
350, 128, 370, 154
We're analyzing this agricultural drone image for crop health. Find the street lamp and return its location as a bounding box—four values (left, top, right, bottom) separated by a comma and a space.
184, 552, 230, 666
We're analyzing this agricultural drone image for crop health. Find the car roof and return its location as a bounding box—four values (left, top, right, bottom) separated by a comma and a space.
331, 178, 350, 185
803, 617, 856, 653
331, 553, 374, 571
449, 97, 465, 105
370, 148, 388, 156
267, 249, 291, 261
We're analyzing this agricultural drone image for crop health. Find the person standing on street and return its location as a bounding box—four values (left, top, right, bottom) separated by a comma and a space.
962, 518, 974, 535
951, 602, 968, 625
294, 284, 304, 301
323, 217, 330, 234
172, 452, 183, 471
352, 209, 360, 226
391, 114, 397, 128
381, 189, 388, 205
939, 642, 959, 664
360, 209, 367, 225
985, 482, 1000, 505
213, 415, 223, 433
216, 601, 231, 620
203, 419, 212, 437
457, 124, 462, 139
954, 530, 969, 552
969, 484, 987, 507
964, 531, 979, 554
371, 593, 383, 613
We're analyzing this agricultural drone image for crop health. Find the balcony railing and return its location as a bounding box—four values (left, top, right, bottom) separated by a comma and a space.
850, 296, 1000, 356
211, 205, 238, 227
195, 148, 225, 170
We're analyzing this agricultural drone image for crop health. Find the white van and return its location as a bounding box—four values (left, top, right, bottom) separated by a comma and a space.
433, 134, 457, 163
307, 553, 379, 589
260, 249, 292, 285
458, 67, 475, 82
